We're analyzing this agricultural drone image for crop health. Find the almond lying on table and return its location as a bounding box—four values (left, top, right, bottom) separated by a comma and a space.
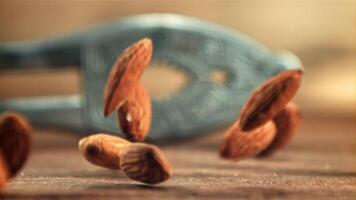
79, 134, 171, 185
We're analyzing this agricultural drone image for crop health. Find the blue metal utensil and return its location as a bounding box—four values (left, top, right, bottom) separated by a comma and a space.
0, 14, 302, 142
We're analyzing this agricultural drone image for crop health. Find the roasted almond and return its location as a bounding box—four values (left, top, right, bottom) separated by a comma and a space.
79, 134, 172, 185
258, 103, 301, 157
120, 143, 171, 184
117, 83, 151, 142
79, 134, 130, 169
220, 120, 276, 160
103, 38, 153, 117
0, 112, 32, 177
239, 69, 303, 132
0, 151, 9, 190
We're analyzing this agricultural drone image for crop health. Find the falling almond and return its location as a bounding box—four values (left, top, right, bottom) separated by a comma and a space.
103, 38, 153, 117
117, 83, 152, 142
220, 69, 303, 161
220, 120, 277, 160
258, 103, 301, 157
239, 69, 303, 132
0, 112, 32, 177
0, 151, 9, 190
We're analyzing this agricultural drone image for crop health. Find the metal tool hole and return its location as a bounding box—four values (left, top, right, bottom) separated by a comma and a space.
141, 61, 190, 100
209, 69, 229, 85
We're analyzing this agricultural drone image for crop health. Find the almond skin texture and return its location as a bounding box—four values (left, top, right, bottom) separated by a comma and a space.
220, 120, 276, 161
79, 134, 130, 169
117, 83, 151, 142
239, 69, 303, 132
103, 38, 153, 117
258, 103, 301, 157
0, 112, 32, 177
120, 143, 172, 184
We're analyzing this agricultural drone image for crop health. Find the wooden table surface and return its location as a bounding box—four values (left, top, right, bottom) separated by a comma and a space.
0, 116, 355, 200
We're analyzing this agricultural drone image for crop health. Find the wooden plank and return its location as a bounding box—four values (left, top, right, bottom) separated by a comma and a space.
0, 117, 355, 199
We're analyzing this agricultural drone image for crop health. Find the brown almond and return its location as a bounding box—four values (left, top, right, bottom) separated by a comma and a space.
239, 69, 303, 132
0, 112, 32, 177
120, 143, 172, 184
79, 134, 172, 185
103, 38, 153, 117
0, 151, 10, 190
79, 134, 130, 169
220, 120, 276, 161
117, 83, 152, 142
258, 103, 301, 157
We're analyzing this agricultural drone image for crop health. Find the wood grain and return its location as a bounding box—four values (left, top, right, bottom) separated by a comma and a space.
0, 117, 355, 199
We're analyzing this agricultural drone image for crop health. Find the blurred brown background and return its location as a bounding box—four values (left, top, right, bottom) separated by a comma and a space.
0, 0, 355, 117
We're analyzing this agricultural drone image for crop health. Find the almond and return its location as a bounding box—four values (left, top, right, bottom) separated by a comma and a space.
79, 134, 130, 169
79, 134, 172, 185
120, 143, 171, 184
103, 38, 153, 117
117, 83, 151, 142
239, 69, 303, 132
0, 151, 9, 190
220, 120, 276, 160
258, 103, 301, 157
0, 112, 32, 177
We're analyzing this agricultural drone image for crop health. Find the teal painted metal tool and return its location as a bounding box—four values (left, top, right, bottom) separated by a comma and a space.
0, 14, 302, 142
